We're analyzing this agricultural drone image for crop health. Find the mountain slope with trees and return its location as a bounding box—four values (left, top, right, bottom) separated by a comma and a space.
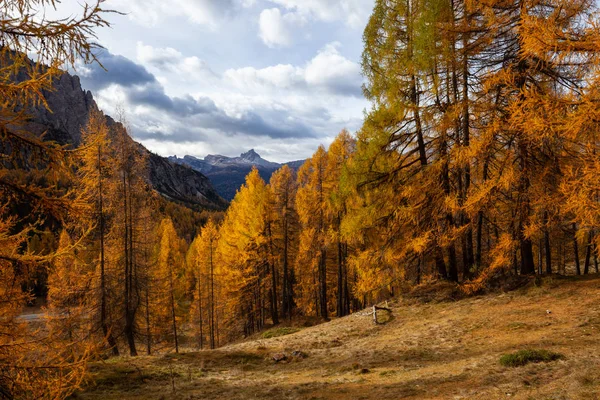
26, 69, 227, 211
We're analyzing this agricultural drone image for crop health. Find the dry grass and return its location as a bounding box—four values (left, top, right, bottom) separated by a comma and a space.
75, 275, 600, 399
261, 327, 302, 339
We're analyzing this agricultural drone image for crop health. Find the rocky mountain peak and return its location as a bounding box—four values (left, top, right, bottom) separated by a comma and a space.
240, 149, 260, 162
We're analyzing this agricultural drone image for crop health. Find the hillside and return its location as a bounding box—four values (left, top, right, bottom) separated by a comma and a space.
77, 276, 600, 399
26, 71, 227, 210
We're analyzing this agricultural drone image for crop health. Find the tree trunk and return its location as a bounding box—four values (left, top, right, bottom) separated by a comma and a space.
267, 222, 279, 325
145, 285, 151, 355
319, 249, 328, 320
520, 235, 535, 275
336, 214, 345, 317
538, 238, 543, 275
544, 224, 552, 274
475, 161, 489, 272
435, 245, 447, 279
584, 230, 593, 275
343, 242, 350, 316
127, 177, 138, 356
209, 241, 215, 349
517, 137, 535, 276
169, 267, 179, 353
282, 214, 291, 319
123, 172, 137, 356
594, 242, 599, 273
198, 273, 203, 349
98, 147, 118, 356
573, 223, 581, 275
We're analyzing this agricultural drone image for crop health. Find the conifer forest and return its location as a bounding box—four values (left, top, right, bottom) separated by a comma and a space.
2, 0, 600, 398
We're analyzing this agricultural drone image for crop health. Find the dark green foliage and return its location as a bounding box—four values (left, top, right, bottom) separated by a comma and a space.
499, 349, 564, 367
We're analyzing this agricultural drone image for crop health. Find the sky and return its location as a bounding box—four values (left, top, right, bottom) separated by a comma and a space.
58, 0, 375, 163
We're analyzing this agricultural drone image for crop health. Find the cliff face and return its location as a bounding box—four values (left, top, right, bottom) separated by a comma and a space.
29, 71, 227, 210
28, 73, 96, 145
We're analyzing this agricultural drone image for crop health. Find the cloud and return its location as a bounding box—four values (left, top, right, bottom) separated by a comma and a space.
127, 102, 315, 142
136, 42, 217, 79
137, 135, 324, 163
304, 42, 362, 96
224, 64, 303, 89
77, 51, 156, 90
259, 8, 292, 48
267, 0, 372, 28
125, 83, 218, 117
108, 0, 248, 28
224, 42, 362, 96
79, 51, 316, 140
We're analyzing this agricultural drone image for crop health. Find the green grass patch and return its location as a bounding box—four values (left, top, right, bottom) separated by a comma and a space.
499, 349, 564, 367
261, 327, 301, 339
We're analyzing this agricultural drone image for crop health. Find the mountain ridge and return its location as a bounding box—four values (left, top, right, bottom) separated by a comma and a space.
169, 150, 305, 200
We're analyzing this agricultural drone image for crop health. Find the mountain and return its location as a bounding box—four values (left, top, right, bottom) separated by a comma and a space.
204, 149, 281, 169
169, 151, 305, 201
25, 71, 227, 210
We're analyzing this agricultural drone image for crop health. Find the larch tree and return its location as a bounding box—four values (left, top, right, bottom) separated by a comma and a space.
154, 217, 186, 353
0, 0, 113, 397
269, 165, 299, 320
104, 118, 153, 356
46, 229, 98, 364
76, 108, 120, 355
188, 219, 220, 349
463, 0, 600, 281
187, 234, 206, 349
325, 130, 356, 317
359, 0, 461, 286
296, 145, 331, 319
218, 168, 274, 337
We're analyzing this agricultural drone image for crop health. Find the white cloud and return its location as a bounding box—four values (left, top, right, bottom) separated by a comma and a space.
107, 0, 248, 28
304, 42, 362, 95
259, 8, 292, 48
224, 42, 362, 96
224, 64, 303, 89
138, 136, 324, 163
136, 42, 217, 80
268, 0, 371, 28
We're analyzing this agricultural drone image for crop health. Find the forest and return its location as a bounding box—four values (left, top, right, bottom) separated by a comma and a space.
2, 0, 600, 398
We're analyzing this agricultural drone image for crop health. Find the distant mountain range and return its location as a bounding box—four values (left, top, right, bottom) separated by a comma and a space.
169, 150, 305, 201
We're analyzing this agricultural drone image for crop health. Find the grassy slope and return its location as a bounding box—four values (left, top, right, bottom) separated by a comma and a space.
76, 275, 600, 400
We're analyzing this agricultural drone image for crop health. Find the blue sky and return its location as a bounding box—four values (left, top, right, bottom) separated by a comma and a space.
60, 0, 374, 162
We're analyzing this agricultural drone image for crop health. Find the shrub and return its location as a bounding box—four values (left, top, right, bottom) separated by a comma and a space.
499, 349, 564, 367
